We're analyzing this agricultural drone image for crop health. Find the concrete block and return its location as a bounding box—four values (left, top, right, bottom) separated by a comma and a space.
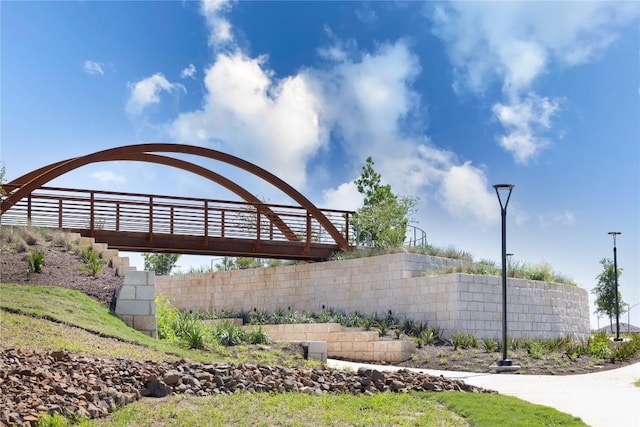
117, 286, 136, 300
124, 271, 148, 285
136, 285, 156, 300
133, 315, 157, 332
78, 237, 95, 247
117, 266, 137, 277
116, 300, 151, 316
120, 315, 134, 328
111, 256, 130, 268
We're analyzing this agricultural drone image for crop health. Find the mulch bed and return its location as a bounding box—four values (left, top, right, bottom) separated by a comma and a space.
0, 245, 122, 306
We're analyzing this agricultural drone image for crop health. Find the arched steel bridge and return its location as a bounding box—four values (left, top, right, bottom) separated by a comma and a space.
0, 144, 354, 260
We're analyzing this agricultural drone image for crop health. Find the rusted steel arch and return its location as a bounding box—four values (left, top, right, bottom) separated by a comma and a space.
108, 153, 299, 242
4, 151, 304, 242
3, 158, 75, 195
1, 143, 349, 250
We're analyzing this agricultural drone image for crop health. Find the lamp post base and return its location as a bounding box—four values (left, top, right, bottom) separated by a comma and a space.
497, 359, 512, 366
613, 338, 623, 342
491, 362, 521, 373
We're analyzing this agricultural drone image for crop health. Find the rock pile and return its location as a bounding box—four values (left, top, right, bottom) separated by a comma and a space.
0, 348, 495, 426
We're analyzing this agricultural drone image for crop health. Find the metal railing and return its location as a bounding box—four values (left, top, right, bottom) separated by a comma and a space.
405, 224, 428, 247
1, 186, 354, 248
352, 224, 428, 248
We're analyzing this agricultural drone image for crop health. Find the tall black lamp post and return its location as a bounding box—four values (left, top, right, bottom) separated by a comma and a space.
494, 184, 515, 367
608, 232, 622, 341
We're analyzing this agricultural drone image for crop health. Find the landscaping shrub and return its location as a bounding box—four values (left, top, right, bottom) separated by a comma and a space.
587, 333, 612, 359
246, 326, 271, 345
27, 249, 45, 274
156, 296, 181, 341
481, 337, 496, 353
78, 246, 106, 277
174, 313, 206, 349
451, 332, 478, 350
214, 322, 245, 346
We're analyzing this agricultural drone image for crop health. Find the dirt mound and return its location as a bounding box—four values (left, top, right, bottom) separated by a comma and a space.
0, 226, 123, 306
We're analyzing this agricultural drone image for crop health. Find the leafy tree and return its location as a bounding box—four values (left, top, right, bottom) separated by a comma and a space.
215, 256, 266, 271
215, 256, 237, 271
142, 252, 181, 275
0, 163, 6, 196
235, 257, 263, 269
352, 157, 417, 248
592, 258, 626, 331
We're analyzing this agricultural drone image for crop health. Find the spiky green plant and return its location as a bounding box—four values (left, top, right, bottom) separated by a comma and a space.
27, 249, 45, 274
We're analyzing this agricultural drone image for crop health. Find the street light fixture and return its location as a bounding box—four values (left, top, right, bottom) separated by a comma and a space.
493, 184, 518, 370
607, 232, 622, 341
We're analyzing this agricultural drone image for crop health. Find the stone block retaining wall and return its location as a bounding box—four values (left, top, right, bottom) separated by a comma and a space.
76, 237, 156, 337
113, 271, 157, 338
246, 323, 415, 363
156, 253, 590, 340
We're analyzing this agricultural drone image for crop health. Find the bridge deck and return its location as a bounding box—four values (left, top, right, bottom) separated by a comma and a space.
1, 186, 354, 260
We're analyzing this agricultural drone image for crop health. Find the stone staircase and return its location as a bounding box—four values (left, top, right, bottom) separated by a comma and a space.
246, 323, 416, 363
77, 236, 156, 338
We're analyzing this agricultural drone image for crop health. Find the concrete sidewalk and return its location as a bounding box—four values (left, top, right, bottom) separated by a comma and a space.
327, 359, 640, 427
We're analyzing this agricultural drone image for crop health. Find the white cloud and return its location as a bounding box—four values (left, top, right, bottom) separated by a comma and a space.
431, 2, 637, 96
317, 27, 358, 62
170, 5, 501, 224
493, 94, 561, 163
126, 73, 184, 116
355, 5, 378, 25
171, 51, 325, 189
322, 182, 362, 211
440, 162, 497, 224
200, 0, 234, 47
314, 40, 497, 224
539, 210, 576, 228
83, 60, 104, 75
430, 1, 639, 161
181, 64, 197, 79
314, 41, 422, 172
92, 171, 126, 184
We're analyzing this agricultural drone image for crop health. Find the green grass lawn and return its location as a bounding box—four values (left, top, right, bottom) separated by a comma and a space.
0, 283, 589, 427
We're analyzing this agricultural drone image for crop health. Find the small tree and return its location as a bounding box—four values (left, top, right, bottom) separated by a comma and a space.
352, 157, 416, 248
235, 257, 263, 269
0, 163, 6, 196
215, 256, 237, 271
142, 252, 181, 276
592, 258, 626, 332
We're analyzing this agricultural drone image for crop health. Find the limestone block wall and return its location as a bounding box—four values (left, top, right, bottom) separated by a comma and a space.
114, 271, 157, 338
247, 323, 416, 363
156, 253, 590, 340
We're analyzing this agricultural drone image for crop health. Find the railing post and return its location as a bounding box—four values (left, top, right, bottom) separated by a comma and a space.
170, 206, 174, 234
204, 200, 209, 246
344, 212, 350, 245
27, 196, 32, 224
90, 192, 95, 237
116, 202, 120, 231
269, 213, 274, 240
305, 211, 311, 253
58, 199, 63, 228
221, 210, 225, 237
256, 209, 261, 241
148, 196, 153, 242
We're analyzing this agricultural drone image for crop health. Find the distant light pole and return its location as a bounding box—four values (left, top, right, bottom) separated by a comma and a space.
608, 232, 622, 341
494, 184, 515, 367
628, 303, 639, 333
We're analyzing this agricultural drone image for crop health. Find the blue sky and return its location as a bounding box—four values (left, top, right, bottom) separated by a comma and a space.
2, 1, 639, 328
